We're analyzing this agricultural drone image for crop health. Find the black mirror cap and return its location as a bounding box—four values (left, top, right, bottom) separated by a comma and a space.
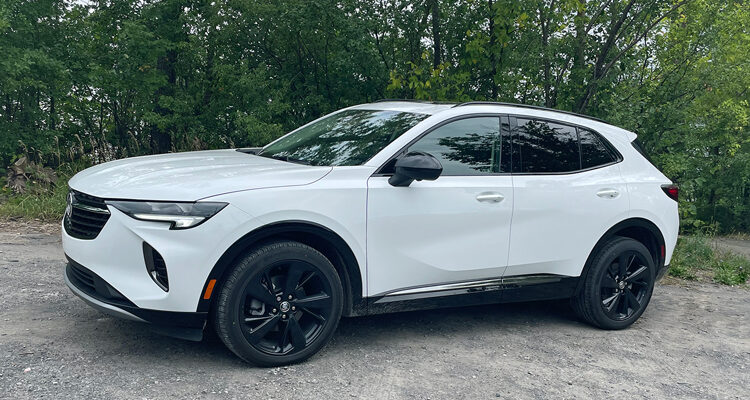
388, 151, 443, 187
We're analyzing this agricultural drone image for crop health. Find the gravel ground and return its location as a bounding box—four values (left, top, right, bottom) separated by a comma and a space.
0, 221, 748, 399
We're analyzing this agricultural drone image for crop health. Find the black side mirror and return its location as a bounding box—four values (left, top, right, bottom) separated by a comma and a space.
388, 151, 443, 187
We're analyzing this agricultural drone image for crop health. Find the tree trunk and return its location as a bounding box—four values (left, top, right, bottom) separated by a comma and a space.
570, 6, 587, 111
150, 48, 176, 154
49, 95, 56, 131
431, 0, 441, 68
540, 6, 552, 107
489, 0, 497, 99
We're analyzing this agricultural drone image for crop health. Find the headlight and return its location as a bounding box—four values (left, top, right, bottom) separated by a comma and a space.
106, 201, 228, 229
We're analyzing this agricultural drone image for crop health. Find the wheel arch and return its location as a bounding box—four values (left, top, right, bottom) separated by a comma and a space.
576, 217, 666, 294
197, 221, 365, 317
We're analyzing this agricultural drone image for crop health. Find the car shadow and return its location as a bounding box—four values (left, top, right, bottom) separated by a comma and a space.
335, 299, 582, 342
65, 298, 584, 368
101, 300, 576, 360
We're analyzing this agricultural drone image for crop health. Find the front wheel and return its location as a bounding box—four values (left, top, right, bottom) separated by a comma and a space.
214, 241, 343, 366
572, 236, 655, 330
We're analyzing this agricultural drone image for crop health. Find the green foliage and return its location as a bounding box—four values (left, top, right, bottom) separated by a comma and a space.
0, 180, 67, 221
0, 0, 748, 233
670, 236, 715, 279
669, 236, 749, 286
668, 261, 696, 281
0, 162, 84, 220
713, 252, 750, 285
387, 54, 471, 101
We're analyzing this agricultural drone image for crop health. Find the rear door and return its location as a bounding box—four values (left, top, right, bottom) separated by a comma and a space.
505, 117, 629, 279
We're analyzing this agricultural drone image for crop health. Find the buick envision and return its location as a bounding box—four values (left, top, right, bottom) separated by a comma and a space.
63, 101, 678, 366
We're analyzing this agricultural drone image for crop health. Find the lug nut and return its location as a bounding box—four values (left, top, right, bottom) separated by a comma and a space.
282, 314, 287, 319
288, 294, 293, 300
291, 306, 296, 311
276, 296, 282, 302
272, 308, 277, 313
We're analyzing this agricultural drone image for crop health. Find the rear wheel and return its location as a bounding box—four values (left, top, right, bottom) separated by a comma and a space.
572, 236, 655, 329
214, 241, 343, 366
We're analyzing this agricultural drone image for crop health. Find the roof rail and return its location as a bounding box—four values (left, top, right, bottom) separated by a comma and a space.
373, 98, 457, 105
453, 101, 609, 124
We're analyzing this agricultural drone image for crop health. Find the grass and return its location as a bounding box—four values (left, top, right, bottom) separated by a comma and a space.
669, 235, 749, 286
0, 182, 68, 221
0, 161, 84, 221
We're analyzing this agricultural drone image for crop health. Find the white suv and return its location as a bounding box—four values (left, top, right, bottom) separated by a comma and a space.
62, 101, 678, 366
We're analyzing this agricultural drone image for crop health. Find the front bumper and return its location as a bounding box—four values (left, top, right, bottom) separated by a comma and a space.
65, 257, 207, 341
61, 201, 252, 313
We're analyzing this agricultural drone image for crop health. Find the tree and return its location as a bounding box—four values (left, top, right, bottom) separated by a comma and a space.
0, 0, 748, 232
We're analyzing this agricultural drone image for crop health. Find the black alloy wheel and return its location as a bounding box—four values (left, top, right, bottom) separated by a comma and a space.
240, 259, 334, 355
572, 236, 655, 330
599, 250, 652, 321
214, 241, 343, 366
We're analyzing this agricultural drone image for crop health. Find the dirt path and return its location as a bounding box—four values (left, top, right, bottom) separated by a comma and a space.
715, 237, 750, 259
0, 221, 748, 399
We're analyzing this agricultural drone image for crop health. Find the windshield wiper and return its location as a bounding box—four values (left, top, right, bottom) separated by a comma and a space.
258, 153, 313, 165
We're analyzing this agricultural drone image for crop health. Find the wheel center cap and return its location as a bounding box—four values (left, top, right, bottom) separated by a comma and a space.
618, 281, 626, 290
279, 301, 291, 313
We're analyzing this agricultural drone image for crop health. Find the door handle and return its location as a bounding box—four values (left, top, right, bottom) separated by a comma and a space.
476, 192, 505, 203
596, 189, 620, 199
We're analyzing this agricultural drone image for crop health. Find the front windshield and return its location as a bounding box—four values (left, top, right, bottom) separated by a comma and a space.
257, 109, 429, 166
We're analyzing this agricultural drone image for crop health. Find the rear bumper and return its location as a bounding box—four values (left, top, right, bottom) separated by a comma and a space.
65, 257, 207, 341
656, 263, 669, 282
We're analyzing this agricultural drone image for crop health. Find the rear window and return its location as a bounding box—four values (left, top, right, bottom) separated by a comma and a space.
631, 138, 654, 164
579, 128, 616, 169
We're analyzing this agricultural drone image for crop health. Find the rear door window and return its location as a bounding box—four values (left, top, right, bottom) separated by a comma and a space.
512, 118, 579, 173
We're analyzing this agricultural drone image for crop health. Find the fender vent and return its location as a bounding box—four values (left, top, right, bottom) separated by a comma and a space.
143, 242, 169, 292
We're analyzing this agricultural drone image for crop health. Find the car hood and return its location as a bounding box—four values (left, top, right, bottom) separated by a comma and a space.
68, 149, 332, 201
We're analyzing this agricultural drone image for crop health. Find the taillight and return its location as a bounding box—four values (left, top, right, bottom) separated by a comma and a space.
661, 184, 678, 202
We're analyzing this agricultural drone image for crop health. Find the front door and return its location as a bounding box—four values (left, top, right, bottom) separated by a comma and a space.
366, 116, 514, 297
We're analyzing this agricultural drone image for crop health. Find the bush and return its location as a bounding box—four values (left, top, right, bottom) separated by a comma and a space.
0, 180, 68, 221
668, 261, 697, 280
0, 162, 85, 221
669, 235, 750, 286
713, 252, 750, 285
670, 236, 714, 272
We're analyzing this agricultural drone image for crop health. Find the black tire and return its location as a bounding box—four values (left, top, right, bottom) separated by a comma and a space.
572, 236, 655, 330
214, 241, 343, 366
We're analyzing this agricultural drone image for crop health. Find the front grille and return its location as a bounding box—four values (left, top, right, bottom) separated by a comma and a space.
64, 190, 110, 239
69, 261, 96, 292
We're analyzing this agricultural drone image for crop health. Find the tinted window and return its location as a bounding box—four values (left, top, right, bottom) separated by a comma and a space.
513, 119, 579, 173
258, 110, 428, 166
500, 116, 512, 173
409, 117, 503, 175
631, 138, 653, 163
579, 128, 615, 168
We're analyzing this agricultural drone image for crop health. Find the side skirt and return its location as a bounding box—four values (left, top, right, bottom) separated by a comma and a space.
366, 274, 578, 315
